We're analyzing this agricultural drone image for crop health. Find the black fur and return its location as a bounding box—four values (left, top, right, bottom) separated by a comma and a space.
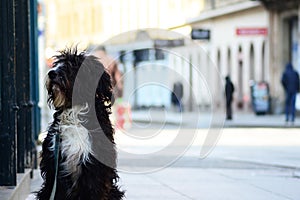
36, 48, 124, 200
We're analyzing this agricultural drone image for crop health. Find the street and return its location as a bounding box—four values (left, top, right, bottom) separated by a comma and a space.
2, 0, 300, 199
28, 125, 300, 200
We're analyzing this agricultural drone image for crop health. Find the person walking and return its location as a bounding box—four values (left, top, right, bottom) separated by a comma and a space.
225, 76, 234, 120
171, 81, 183, 112
281, 62, 299, 125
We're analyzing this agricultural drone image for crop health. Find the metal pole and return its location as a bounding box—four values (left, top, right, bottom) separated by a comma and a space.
0, 0, 18, 186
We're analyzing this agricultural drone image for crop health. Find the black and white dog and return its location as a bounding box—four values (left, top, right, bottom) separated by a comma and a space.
37, 48, 124, 200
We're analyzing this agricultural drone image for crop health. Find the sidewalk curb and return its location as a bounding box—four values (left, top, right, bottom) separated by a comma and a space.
0, 169, 32, 200
131, 111, 300, 128
132, 118, 182, 125
223, 124, 300, 128
132, 118, 300, 128
224, 158, 300, 171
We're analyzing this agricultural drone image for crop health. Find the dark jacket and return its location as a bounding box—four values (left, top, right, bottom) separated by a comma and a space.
281, 63, 300, 94
225, 77, 234, 102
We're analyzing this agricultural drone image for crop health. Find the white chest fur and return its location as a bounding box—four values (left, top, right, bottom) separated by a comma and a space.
59, 105, 92, 177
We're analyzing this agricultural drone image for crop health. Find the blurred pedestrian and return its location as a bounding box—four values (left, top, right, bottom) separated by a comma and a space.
225, 76, 234, 120
281, 62, 299, 125
171, 81, 183, 112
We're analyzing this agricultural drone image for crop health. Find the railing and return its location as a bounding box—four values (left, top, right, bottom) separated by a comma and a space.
0, 0, 40, 186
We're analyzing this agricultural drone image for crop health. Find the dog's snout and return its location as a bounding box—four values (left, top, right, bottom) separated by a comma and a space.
48, 70, 57, 79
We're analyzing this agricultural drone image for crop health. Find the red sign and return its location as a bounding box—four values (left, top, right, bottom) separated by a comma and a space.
236, 28, 268, 36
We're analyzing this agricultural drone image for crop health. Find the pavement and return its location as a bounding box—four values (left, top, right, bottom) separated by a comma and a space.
15, 110, 300, 199
115, 126, 300, 200
130, 109, 300, 128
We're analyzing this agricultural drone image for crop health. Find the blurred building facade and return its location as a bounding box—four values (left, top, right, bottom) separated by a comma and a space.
103, 29, 198, 110
44, 0, 203, 49
171, 0, 300, 113
259, 0, 300, 113
42, 0, 300, 113
181, 0, 269, 110
40, 0, 205, 125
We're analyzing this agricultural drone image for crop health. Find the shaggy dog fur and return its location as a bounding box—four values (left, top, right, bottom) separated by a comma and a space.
36, 48, 124, 200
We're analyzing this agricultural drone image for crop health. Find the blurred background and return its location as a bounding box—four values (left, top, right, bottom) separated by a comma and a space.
38, 0, 300, 126
1, 0, 300, 199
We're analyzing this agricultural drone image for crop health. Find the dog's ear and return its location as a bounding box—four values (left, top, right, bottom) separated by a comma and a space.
81, 55, 114, 108
71, 55, 113, 108
96, 67, 114, 105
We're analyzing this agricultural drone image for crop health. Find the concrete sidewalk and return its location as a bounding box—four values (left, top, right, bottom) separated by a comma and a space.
25, 128, 300, 200
11, 109, 300, 200
130, 109, 300, 128
114, 128, 300, 200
